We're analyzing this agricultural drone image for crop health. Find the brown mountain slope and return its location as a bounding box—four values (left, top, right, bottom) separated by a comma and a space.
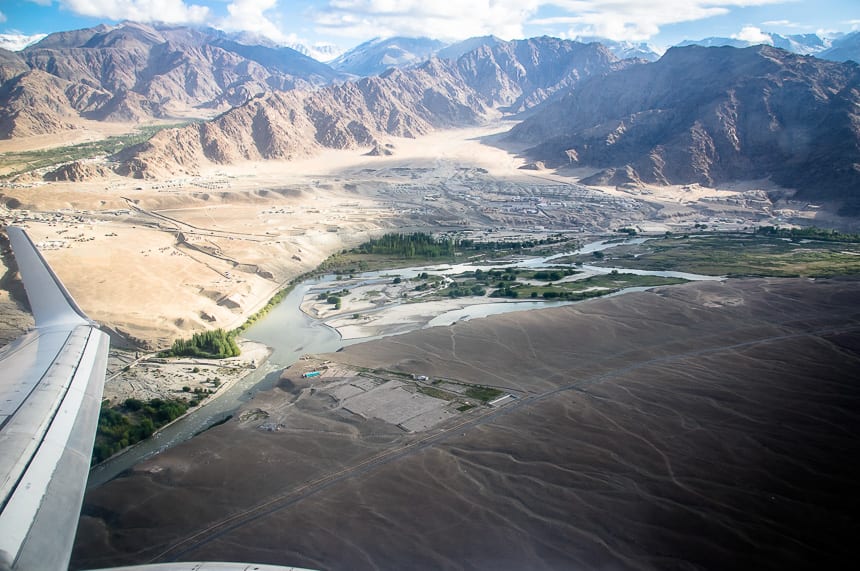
116, 60, 491, 178
0, 48, 28, 84
508, 45, 860, 213
113, 37, 625, 178
0, 22, 341, 138
0, 70, 112, 137
456, 36, 626, 112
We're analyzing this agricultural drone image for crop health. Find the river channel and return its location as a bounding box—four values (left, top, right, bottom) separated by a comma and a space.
87, 237, 722, 487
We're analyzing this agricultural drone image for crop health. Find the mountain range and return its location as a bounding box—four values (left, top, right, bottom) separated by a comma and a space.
2, 21, 859, 214
677, 31, 860, 63
113, 37, 625, 179
509, 45, 860, 214
330, 37, 449, 77
0, 22, 340, 137
323, 30, 860, 71
2, 22, 858, 140
328, 35, 663, 74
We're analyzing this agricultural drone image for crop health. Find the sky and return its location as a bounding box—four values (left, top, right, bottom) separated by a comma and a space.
0, 0, 858, 53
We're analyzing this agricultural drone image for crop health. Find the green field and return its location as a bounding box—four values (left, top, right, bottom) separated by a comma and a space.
318, 250, 451, 274
93, 397, 193, 465
158, 328, 240, 359
0, 122, 191, 177
316, 232, 578, 275
464, 386, 504, 402
562, 233, 860, 277
491, 272, 688, 300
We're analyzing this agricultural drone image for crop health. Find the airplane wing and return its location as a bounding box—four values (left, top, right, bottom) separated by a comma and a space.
0, 226, 111, 571
0, 228, 317, 571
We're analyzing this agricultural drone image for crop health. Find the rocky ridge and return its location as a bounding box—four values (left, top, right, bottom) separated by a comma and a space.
0, 22, 341, 138
508, 45, 860, 213
115, 59, 491, 178
455, 36, 625, 112
113, 37, 623, 178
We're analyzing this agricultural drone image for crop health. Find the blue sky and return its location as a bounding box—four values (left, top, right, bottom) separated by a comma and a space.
1, 0, 858, 52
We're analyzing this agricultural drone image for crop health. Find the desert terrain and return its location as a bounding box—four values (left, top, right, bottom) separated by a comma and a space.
1, 122, 836, 349
70, 277, 860, 570
2, 121, 851, 409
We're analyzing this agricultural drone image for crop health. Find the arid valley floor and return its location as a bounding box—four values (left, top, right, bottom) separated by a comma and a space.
71, 278, 860, 570
2, 122, 845, 351
2, 122, 860, 571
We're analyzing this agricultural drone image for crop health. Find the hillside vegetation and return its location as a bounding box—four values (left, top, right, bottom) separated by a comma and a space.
566, 232, 860, 277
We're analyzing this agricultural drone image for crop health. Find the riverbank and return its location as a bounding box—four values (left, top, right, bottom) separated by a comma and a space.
298, 241, 713, 341
102, 339, 271, 405
89, 229, 860, 472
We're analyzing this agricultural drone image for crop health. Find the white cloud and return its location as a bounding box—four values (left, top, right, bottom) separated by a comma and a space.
535, 1, 788, 42
59, 0, 210, 25
0, 33, 48, 51
0, 11, 6, 24
310, 0, 789, 43
220, 0, 290, 43
761, 19, 805, 28
532, 1, 724, 41
312, 0, 540, 41
732, 25, 773, 44
217, 1, 338, 50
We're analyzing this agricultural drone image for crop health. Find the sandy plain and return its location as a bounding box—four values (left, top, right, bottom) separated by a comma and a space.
71, 277, 860, 571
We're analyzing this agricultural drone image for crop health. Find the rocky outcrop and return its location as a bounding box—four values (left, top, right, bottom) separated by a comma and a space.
580, 166, 643, 187
509, 45, 860, 213
44, 161, 113, 181
365, 142, 394, 156
456, 37, 627, 112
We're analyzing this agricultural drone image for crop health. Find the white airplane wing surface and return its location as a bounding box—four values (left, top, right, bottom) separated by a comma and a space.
0, 228, 315, 571
0, 226, 110, 571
